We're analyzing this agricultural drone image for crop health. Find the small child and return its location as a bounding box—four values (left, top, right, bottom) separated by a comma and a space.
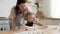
22, 12, 47, 30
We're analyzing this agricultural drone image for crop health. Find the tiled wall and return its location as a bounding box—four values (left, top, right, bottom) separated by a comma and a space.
39, 19, 60, 25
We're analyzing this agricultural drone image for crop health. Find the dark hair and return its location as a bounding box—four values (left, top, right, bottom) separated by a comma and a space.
15, 0, 26, 15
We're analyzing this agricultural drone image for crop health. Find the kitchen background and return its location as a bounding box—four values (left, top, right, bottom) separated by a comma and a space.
0, 0, 60, 31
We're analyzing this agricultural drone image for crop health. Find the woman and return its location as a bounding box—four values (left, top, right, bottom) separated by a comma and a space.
9, 0, 47, 31
9, 0, 29, 31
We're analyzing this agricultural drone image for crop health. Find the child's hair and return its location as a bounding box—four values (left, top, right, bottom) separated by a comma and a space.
24, 12, 33, 19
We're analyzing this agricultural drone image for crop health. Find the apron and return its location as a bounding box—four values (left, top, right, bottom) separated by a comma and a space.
15, 14, 24, 29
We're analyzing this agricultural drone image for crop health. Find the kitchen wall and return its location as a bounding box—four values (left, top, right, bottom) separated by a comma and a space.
0, 0, 60, 25
0, 0, 17, 17
38, 0, 60, 25
0, 0, 37, 17
39, 19, 60, 25
0, 0, 54, 17
41, 0, 51, 17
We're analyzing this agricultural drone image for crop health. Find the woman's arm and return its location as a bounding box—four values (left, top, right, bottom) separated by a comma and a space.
9, 6, 16, 19
9, 20, 18, 31
9, 7, 18, 31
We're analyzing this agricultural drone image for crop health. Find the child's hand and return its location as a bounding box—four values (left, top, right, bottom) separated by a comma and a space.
43, 25, 48, 28
41, 26, 48, 29
25, 27, 33, 30
40, 26, 48, 29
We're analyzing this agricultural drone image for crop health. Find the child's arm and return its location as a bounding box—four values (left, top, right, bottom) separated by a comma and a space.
22, 20, 30, 30
33, 18, 48, 28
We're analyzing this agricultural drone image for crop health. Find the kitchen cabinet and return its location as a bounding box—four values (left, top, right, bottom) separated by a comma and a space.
0, 17, 10, 31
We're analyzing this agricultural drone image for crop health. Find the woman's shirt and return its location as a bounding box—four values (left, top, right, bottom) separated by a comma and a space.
9, 6, 29, 28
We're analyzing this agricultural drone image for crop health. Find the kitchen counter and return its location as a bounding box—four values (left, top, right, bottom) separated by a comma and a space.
0, 30, 21, 34
0, 29, 60, 34
0, 25, 60, 34
0, 30, 12, 34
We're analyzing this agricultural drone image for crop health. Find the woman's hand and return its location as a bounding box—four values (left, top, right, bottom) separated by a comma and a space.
11, 26, 19, 31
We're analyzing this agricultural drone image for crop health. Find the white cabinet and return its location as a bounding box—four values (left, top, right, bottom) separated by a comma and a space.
0, 20, 10, 31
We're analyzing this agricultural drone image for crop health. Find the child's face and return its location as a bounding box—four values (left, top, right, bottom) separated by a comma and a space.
27, 15, 34, 22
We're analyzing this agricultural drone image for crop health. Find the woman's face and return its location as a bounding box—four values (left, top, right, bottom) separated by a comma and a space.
18, 3, 26, 11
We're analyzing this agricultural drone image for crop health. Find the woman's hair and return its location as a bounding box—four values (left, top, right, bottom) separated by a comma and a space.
15, 0, 26, 15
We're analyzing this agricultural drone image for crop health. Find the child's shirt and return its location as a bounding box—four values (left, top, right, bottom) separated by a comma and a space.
23, 18, 40, 27
25, 21, 33, 27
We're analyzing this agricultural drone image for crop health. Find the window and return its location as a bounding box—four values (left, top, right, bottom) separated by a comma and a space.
50, 0, 60, 18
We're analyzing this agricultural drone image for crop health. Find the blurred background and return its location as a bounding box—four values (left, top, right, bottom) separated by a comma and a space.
0, 0, 60, 18
0, 0, 60, 28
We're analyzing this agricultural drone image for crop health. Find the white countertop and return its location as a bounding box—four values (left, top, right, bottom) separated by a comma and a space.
13, 25, 60, 34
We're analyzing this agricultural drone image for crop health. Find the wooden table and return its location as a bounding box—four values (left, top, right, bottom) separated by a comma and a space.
0, 30, 10, 34
0, 29, 60, 34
